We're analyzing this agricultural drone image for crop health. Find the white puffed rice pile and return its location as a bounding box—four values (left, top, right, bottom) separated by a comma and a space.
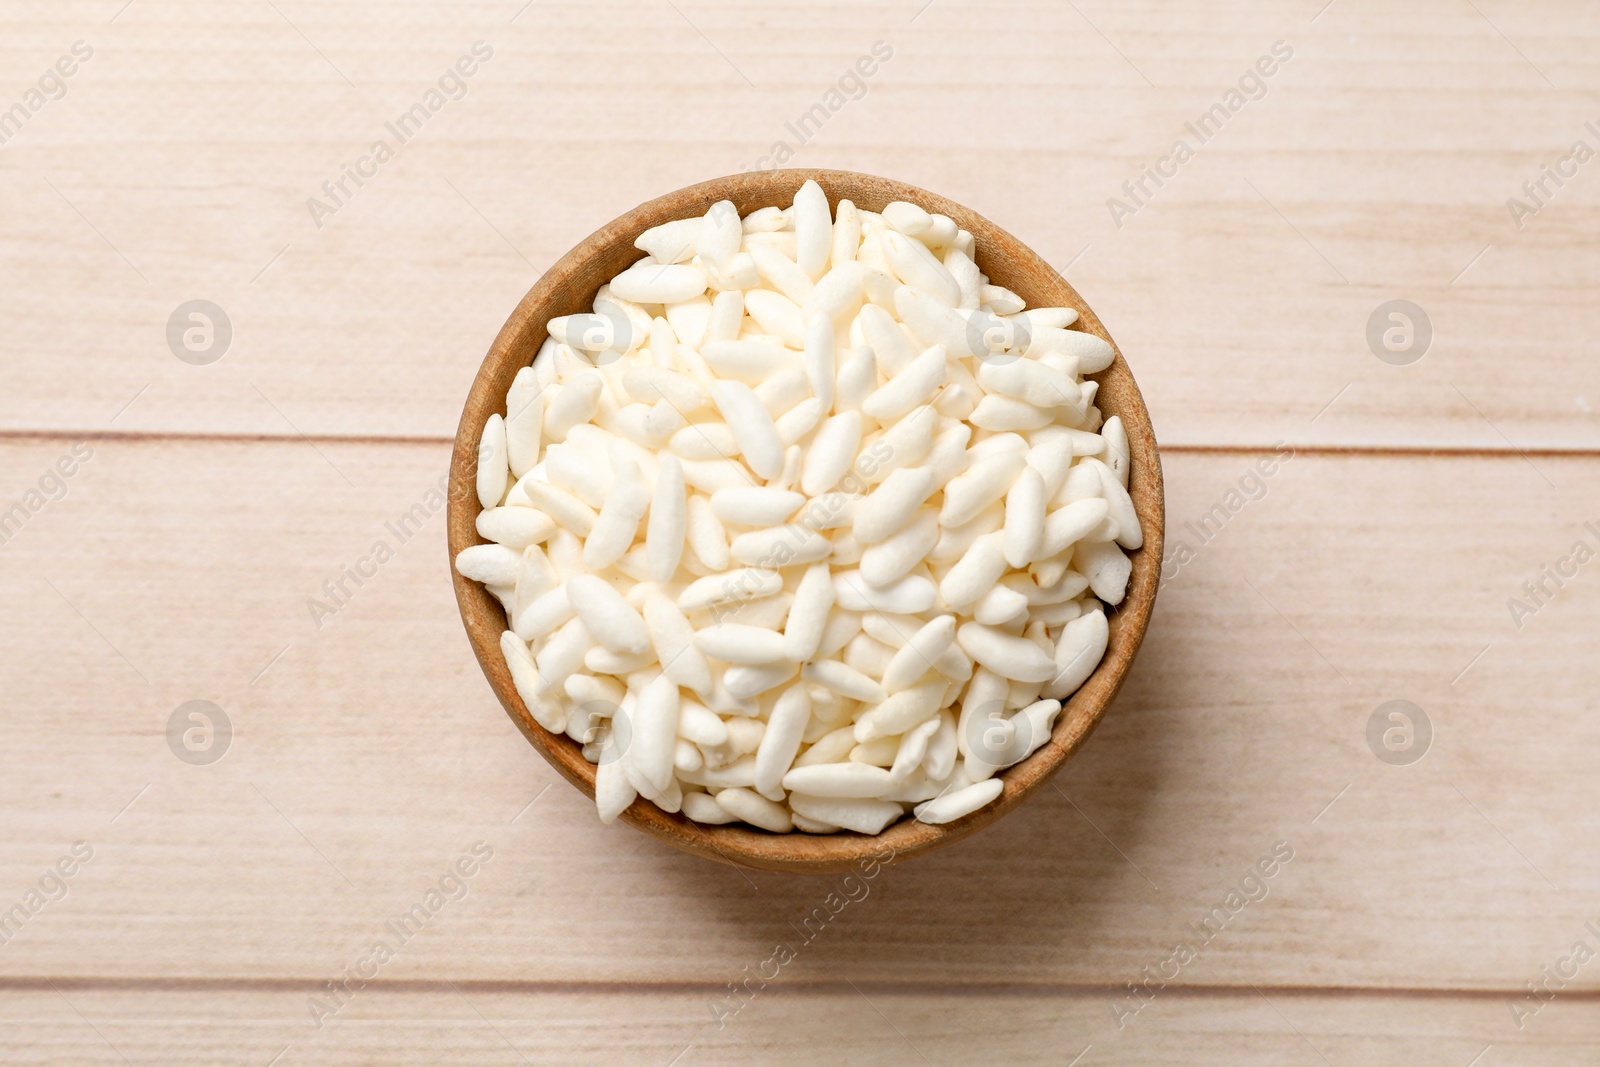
456, 180, 1139, 835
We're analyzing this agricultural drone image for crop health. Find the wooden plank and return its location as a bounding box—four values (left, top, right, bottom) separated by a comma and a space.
1, 984, 1594, 1065
1, 2, 1597, 446
1, 437, 1596, 988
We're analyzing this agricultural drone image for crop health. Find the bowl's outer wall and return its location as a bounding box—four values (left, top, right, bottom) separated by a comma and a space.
449, 170, 1164, 873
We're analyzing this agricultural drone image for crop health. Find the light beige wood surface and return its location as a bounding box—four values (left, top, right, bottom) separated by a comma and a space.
2, 0, 1597, 1063
4, 0, 1599, 449
4, 987, 1597, 1065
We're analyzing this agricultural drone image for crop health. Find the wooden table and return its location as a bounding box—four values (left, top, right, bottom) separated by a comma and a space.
3, 1, 1596, 1063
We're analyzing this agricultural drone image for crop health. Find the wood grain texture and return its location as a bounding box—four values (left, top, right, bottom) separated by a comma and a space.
3, 0, 1597, 1060
3, 985, 1594, 1066
1, 440, 1594, 993
0, 1, 1596, 448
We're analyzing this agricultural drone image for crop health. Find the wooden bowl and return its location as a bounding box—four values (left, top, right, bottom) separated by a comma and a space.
449, 169, 1163, 873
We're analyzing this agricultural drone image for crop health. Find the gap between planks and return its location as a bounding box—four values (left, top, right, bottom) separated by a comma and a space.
0, 427, 1596, 460
0, 977, 1593, 1000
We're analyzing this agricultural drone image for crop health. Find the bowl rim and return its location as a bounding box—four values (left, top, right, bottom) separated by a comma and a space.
448, 168, 1164, 873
